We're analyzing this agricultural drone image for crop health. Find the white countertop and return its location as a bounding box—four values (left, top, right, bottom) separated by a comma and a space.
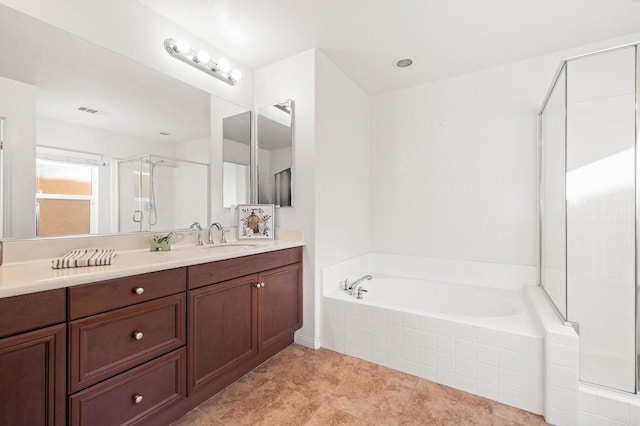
0, 240, 304, 298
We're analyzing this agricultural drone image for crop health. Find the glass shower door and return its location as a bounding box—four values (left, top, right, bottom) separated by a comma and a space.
566, 47, 636, 392
117, 157, 144, 232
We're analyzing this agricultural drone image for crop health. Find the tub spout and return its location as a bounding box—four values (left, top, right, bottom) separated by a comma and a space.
346, 275, 372, 295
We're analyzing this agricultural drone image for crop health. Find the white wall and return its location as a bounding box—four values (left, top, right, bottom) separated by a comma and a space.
0, 75, 36, 237
175, 137, 210, 230
254, 49, 371, 348
315, 50, 371, 271
255, 49, 317, 346
0, 0, 254, 108
370, 59, 542, 268
370, 31, 640, 272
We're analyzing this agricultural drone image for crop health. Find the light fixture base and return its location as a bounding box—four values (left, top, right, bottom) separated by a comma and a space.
164, 39, 238, 86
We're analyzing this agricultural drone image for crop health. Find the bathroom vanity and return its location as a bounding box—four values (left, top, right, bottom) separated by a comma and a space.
0, 244, 303, 425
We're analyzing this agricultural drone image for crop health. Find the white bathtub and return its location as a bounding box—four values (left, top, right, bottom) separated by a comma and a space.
322, 272, 545, 415
326, 275, 540, 335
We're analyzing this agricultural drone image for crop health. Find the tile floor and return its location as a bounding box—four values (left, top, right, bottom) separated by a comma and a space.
172, 344, 548, 425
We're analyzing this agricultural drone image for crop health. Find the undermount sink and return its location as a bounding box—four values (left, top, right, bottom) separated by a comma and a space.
199, 243, 261, 253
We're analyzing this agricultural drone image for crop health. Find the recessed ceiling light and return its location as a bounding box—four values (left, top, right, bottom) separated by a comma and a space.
393, 57, 415, 68
159, 132, 171, 136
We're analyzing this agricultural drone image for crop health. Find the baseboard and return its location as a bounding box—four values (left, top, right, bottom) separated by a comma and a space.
294, 332, 319, 349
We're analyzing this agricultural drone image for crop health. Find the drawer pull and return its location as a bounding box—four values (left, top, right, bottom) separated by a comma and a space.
133, 287, 145, 295
133, 394, 143, 404
132, 331, 144, 341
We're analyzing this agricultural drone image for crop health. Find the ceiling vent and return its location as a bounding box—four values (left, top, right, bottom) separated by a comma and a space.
77, 106, 99, 114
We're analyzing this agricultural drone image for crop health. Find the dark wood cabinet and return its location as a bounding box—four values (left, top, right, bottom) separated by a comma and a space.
0, 323, 66, 426
188, 275, 258, 392
188, 247, 303, 397
0, 246, 302, 425
0, 288, 65, 338
69, 348, 186, 426
258, 263, 303, 352
69, 293, 186, 392
68, 268, 186, 320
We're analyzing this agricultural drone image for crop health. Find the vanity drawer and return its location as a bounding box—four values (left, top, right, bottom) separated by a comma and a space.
69, 348, 186, 426
69, 293, 185, 393
0, 288, 65, 338
68, 267, 186, 319
188, 247, 302, 289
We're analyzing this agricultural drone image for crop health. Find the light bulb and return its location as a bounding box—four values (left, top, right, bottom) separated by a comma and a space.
175, 39, 190, 54
195, 50, 210, 63
217, 58, 230, 73
230, 68, 242, 81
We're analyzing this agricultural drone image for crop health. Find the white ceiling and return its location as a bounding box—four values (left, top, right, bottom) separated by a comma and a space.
138, 0, 640, 95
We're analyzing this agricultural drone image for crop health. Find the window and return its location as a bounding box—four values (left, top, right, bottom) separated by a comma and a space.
35, 149, 99, 236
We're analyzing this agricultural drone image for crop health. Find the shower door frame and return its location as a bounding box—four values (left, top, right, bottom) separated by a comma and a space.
537, 42, 640, 394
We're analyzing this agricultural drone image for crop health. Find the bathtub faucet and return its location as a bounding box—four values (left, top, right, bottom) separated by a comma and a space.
345, 275, 372, 295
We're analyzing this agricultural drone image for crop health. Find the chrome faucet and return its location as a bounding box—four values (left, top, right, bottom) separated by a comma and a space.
345, 275, 373, 295
356, 287, 368, 299
189, 222, 203, 246
207, 222, 226, 245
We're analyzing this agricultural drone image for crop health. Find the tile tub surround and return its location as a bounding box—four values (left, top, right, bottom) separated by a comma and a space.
579, 383, 640, 426
323, 295, 545, 416
320, 254, 544, 417
171, 344, 547, 425
528, 287, 640, 426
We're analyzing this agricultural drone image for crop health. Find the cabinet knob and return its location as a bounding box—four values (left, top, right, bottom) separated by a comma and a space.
260, 282, 265, 288
134, 287, 144, 295
133, 394, 143, 404
255, 283, 261, 288
133, 331, 144, 340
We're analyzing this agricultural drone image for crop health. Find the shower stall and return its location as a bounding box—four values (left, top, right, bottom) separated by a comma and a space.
539, 44, 638, 393
116, 154, 209, 232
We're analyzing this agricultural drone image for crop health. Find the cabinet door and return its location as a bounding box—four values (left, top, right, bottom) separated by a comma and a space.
258, 263, 302, 352
0, 324, 66, 426
188, 275, 258, 393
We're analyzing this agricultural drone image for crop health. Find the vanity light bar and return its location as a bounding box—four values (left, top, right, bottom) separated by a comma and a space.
163, 38, 242, 86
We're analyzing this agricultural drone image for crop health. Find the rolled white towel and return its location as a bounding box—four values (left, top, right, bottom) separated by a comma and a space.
51, 248, 117, 269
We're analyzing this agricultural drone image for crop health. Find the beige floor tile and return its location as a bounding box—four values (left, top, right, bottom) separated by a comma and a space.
493, 402, 548, 425
170, 408, 216, 426
304, 403, 368, 426
173, 345, 548, 426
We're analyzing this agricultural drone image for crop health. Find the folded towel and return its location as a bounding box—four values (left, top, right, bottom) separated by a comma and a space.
51, 248, 117, 269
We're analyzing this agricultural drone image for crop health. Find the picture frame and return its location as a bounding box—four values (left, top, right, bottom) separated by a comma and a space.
238, 204, 275, 240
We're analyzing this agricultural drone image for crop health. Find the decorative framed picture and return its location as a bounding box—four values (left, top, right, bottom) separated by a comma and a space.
238, 204, 275, 240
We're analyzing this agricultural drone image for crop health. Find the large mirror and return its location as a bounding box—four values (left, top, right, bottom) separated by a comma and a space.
0, 5, 250, 239
257, 100, 294, 207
